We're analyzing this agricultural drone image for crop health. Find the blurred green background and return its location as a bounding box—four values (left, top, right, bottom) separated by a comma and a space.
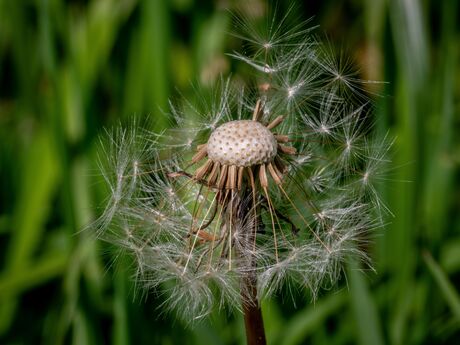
0, 0, 459, 344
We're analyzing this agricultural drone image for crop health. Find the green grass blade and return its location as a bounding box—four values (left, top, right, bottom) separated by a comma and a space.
0, 130, 59, 334
113, 267, 129, 345
423, 251, 460, 321
348, 263, 385, 345
261, 299, 284, 345
280, 292, 346, 345
0, 253, 68, 295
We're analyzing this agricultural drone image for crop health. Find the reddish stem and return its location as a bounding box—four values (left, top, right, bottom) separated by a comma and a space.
241, 274, 266, 345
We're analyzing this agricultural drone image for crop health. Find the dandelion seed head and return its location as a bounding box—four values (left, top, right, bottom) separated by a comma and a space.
93, 6, 391, 322
207, 120, 277, 167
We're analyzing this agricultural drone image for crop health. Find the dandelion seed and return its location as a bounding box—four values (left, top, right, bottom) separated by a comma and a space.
363, 171, 370, 183
346, 139, 352, 150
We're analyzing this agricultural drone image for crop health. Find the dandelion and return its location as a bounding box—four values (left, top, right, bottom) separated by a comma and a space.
94, 6, 390, 345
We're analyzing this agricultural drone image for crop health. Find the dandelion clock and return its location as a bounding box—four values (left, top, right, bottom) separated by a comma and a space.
93, 6, 391, 344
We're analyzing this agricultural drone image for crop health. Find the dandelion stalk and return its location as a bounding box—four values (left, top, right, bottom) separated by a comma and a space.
238, 186, 266, 345
241, 273, 266, 345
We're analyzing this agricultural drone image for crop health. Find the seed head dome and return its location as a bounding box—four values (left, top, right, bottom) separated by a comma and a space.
207, 120, 278, 167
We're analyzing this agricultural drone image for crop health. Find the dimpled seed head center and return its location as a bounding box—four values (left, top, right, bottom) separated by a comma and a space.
207, 120, 277, 167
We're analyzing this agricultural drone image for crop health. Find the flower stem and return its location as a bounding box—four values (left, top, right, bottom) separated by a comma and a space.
241, 274, 266, 345
237, 185, 266, 345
